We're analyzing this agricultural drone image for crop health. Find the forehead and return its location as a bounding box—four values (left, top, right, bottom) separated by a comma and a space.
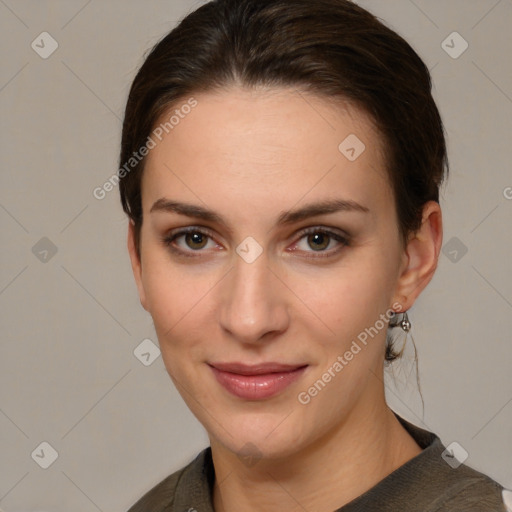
142, 86, 393, 223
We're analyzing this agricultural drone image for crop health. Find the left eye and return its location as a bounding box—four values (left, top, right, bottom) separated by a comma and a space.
292, 229, 349, 254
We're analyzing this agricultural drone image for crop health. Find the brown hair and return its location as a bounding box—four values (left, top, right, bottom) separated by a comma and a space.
119, 0, 448, 362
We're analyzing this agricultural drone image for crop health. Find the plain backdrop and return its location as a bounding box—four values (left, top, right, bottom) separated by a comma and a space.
1, 0, 511, 510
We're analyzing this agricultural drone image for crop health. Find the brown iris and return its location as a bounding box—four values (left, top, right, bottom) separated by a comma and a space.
186, 232, 208, 250
307, 233, 330, 251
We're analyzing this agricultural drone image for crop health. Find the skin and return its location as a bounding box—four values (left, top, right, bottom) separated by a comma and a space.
127, 86, 443, 511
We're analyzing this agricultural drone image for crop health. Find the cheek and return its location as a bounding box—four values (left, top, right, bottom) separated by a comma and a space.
137, 233, 218, 392
141, 241, 191, 316
291, 263, 394, 424
293, 256, 395, 341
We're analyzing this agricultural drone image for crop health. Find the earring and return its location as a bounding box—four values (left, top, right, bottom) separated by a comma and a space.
389, 311, 411, 332
400, 312, 411, 332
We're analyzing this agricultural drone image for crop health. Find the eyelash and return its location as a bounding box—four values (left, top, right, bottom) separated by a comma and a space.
162, 226, 350, 259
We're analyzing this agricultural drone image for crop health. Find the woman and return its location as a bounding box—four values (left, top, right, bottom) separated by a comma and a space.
119, 0, 507, 510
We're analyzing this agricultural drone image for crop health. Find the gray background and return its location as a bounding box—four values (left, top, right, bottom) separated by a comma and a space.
1, 0, 511, 510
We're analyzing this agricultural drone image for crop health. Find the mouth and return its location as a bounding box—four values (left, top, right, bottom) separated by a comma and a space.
208, 361, 308, 400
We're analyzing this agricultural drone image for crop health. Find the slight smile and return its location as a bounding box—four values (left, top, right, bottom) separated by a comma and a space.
208, 362, 309, 400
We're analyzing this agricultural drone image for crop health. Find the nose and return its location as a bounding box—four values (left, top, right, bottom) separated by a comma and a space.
218, 250, 290, 345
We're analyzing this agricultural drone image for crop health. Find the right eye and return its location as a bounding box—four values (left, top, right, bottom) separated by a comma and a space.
162, 227, 222, 257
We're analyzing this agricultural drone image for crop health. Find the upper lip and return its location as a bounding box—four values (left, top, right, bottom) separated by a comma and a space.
208, 362, 308, 375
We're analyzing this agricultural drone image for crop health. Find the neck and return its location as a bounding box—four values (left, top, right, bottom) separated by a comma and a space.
211, 393, 422, 512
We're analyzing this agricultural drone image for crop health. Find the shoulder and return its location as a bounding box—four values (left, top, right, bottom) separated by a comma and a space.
424, 460, 507, 512
384, 440, 508, 512
347, 437, 508, 511
346, 415, 509, 512
126, 465, 184, 512
126, 447, 212, 512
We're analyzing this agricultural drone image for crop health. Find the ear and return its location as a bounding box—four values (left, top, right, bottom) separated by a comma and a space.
391, 201, 443, 312
127, 220, 148, 311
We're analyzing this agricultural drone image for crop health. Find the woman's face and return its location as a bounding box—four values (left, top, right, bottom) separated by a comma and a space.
129, 87, 416, 460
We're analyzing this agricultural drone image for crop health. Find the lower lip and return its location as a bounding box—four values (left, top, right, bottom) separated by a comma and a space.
209, 365, 308, 400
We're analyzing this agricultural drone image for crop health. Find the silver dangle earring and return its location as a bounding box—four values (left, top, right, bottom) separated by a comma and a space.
400, 311, 411, 332
389, 311, 411, 332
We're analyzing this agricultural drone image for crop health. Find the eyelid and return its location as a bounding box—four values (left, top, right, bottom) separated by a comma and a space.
294, 225, 350, 241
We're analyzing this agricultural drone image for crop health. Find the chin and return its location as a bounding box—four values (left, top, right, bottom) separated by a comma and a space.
207, 405, 311, 462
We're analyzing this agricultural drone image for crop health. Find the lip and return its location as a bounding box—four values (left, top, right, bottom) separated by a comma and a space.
208, 362, 308, 400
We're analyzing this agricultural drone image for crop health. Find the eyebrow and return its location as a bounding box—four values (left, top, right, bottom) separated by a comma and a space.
150, 198, 370, 228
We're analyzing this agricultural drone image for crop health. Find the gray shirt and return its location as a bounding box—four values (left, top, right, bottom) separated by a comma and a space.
127, 414, 507, 511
